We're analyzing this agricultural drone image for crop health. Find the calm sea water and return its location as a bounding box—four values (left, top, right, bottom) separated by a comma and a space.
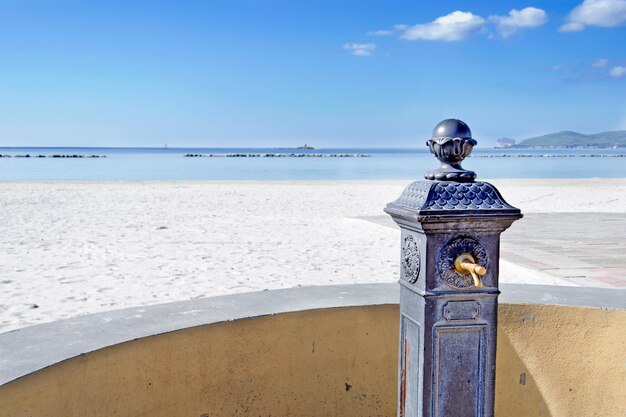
0, 147, 624, 180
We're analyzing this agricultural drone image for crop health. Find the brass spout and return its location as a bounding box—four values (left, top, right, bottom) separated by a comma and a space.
454, 253, 486, 288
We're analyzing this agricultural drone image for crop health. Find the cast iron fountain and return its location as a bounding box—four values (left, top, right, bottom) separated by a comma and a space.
385, 119, 522, 417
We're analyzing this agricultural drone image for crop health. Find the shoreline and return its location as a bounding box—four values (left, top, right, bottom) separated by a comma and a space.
1, 179, 624, 332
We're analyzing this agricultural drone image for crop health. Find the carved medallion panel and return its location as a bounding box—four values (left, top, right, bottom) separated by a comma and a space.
402, 234, 421, 284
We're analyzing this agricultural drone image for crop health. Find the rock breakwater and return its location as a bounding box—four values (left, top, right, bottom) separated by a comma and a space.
184, 153, 370, 158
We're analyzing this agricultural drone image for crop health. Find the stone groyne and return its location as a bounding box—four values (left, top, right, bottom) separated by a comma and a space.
0, 154, 106, 158
184, 153, 371, 158
473, 154, 625, 158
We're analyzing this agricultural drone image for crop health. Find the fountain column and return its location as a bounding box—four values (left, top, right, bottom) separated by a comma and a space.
384, 119, 522, 417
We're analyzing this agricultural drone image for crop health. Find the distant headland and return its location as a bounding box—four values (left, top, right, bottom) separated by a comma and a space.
496, 130, 626, 149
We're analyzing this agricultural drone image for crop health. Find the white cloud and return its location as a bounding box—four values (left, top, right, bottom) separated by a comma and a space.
368, 9, 546, 43
489, 7, 548, 38
560, 0, 626, 32
343, 43, 376, 57
560, 22, 586, 31
367, 29, 393, 36
592, 58, 609, 67
352, 49, 373, 56
400, 11, 486, 41
610, 66, 626, 77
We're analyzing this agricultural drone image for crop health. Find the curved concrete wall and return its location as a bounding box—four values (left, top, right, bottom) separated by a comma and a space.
0, 284, 624, 417
496, 303, 625, 417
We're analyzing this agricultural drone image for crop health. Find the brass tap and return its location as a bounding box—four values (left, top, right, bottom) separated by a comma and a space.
454, 253, 486, 288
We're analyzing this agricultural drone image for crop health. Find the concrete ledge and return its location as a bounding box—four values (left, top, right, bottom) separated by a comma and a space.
0, 283, 624, 387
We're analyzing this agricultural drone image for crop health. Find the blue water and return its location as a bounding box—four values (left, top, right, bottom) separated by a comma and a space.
0, 147, 624, 180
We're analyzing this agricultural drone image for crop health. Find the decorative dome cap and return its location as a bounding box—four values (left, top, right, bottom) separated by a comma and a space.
425, 119, 477, 182
431, 119, 473, 140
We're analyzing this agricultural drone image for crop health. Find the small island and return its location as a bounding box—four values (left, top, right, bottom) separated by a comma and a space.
296, 143, 315, 150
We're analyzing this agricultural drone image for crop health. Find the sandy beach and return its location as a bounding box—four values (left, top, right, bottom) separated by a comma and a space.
1, 179, 625, 332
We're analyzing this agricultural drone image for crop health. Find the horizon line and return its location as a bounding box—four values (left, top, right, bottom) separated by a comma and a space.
0, 146, 430, 150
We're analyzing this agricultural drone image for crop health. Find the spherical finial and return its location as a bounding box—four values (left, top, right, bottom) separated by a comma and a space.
432, 119, 472, 140
425, 119, 477, 182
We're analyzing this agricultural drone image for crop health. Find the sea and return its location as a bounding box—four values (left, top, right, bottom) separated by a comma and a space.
0, 147, 624, 180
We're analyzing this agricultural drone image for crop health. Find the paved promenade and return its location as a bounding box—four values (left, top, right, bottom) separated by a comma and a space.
501, 213, 626, 288
363, 212, 626, 289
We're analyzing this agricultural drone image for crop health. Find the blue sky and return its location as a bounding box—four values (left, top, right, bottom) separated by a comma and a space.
0, 0, 625, 148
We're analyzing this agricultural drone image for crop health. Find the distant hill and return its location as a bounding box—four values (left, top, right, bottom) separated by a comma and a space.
515, 130, 626, 148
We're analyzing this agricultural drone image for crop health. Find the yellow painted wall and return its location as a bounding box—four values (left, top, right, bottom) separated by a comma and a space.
0, 303, 624, 417
496, 304, 626, 417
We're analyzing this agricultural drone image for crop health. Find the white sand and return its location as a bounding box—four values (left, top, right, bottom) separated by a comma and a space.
1, 179, 625, 332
